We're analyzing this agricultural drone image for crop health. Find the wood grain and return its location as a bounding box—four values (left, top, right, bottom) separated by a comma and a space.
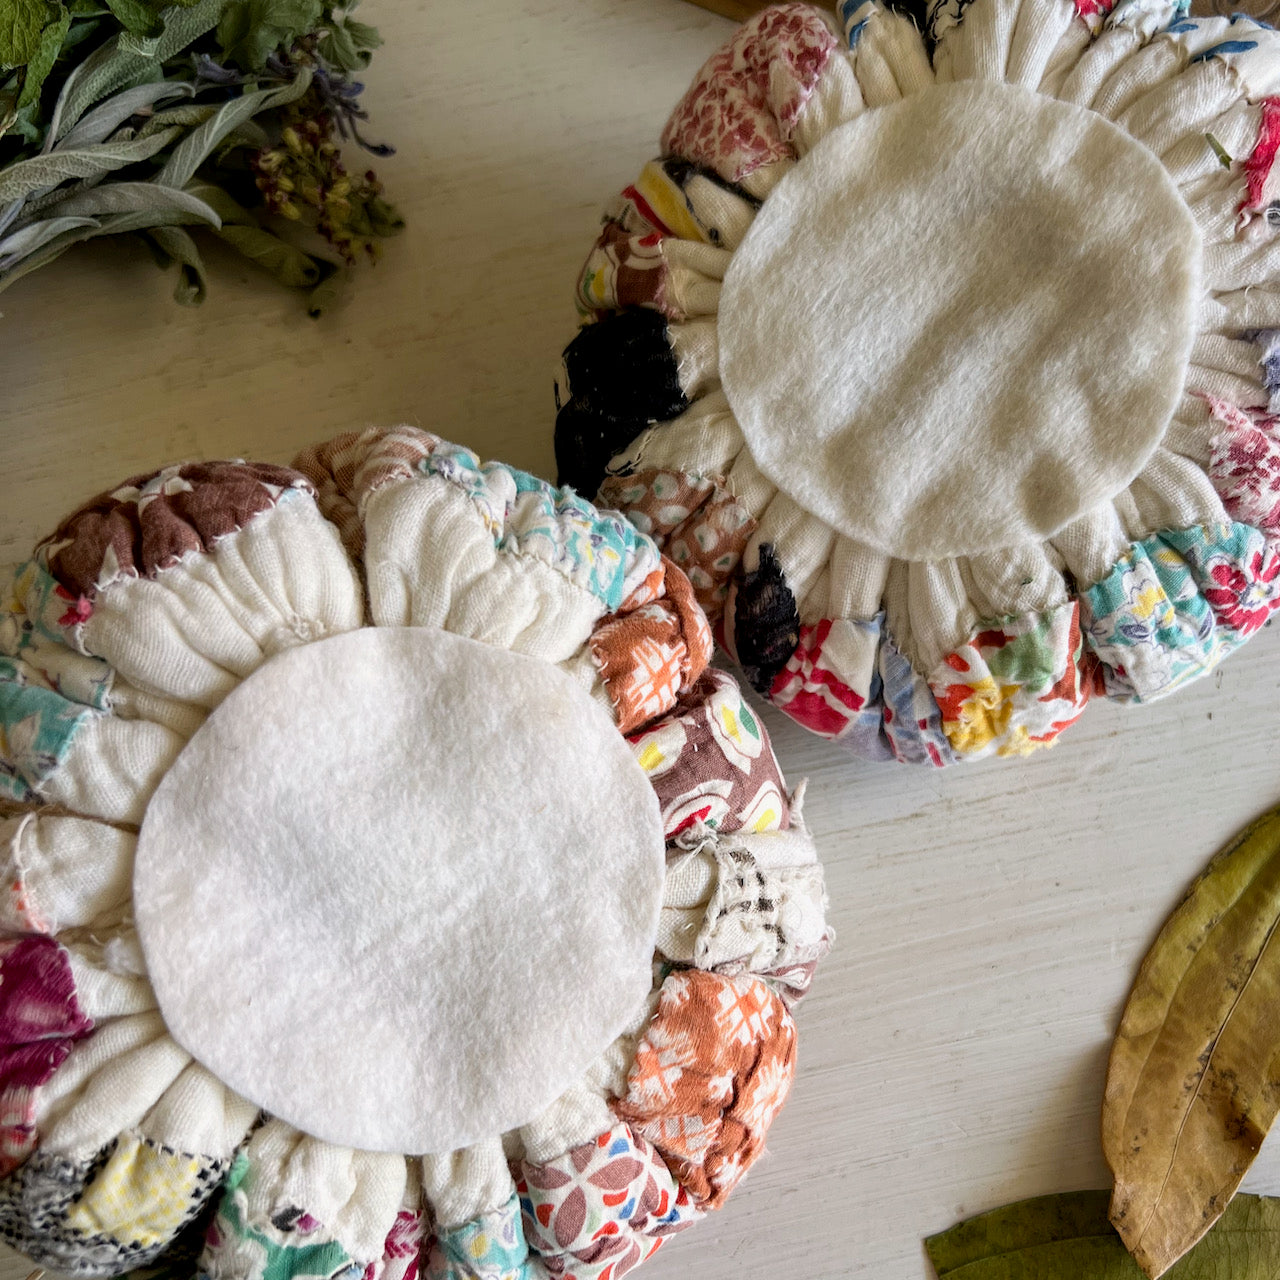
679, 0, 773, 20
4, 3, 1280, 1280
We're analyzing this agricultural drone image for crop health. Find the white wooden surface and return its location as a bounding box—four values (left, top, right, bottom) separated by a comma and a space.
4, 2, 1280, 1277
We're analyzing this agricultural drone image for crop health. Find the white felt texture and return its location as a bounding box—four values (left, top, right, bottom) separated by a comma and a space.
717, 79, 1201, 561
133, 625, 665, 1155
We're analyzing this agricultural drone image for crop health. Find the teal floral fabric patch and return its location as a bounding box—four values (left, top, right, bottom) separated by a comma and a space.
0, 658, 92, 803
200, 1155, 363, 1280
425, 1192, 530, 1280
418, 442, 661, 613
1, 560, 111, 712
1082, 522, 1280, 702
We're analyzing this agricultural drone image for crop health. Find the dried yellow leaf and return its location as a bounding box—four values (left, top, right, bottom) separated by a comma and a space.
1103, 804, 1280, 1278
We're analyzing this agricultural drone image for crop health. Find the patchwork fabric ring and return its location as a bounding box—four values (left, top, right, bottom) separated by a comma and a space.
555, 0, 1280, 764
0, 427, 829, 1279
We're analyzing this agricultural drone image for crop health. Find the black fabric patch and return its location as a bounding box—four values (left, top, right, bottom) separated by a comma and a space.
887, 0, 929, 31
554, 309, 688, 497
731, 543, 800, 696
661, 157, 763, 209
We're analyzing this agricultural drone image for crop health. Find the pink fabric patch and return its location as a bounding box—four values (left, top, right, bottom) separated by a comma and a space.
1074, 0, 1115, 31
1204, 394, 1280, 531
0, 937, 93, 1176
769, 619, 868, 738
1239, 97, 1280, 231
362, 1208, 425, 1280
660, 4, 838, 184
1202, 543, 1280, 635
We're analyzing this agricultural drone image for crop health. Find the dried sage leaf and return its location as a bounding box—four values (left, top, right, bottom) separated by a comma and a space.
40, 179, 219, 221
1103, 804, 1280, 1277
153, 68, 309, 187
926, 1191, 1280, 1278
56, 77, 193, 149
0, 209, 94, 259
145, 221, 202, 302
0, 123, 179, 200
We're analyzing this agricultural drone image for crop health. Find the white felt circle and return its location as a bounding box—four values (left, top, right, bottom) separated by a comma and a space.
717, 80, 1201, 560
134, 627, 665, 1154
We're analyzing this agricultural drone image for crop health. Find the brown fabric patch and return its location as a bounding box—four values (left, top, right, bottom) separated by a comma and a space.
576, 223, 670, 316
590, 558, 713, 734
599, 470, 755, 625
628, 667, 789, 839
41, 462, 312, 599
292, 426, 440, 558
613, 968, 796, 1209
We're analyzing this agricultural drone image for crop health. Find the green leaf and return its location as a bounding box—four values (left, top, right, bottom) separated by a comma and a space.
39, 178, 219, 221
305, 258, 342, 315
182, 175, 251, 221
1103, 803, 1280, 1276
103, 0, 163, 36
316, 11, 378, 71
926, 1192, 1280, 1279
216, 0, 320, 70
56, 77, 192, 148
145, 221, 203, 301
342, 16, 376, 49
0, 123, 178, 199
134, 100, 215, 132
153, 67, 308, 188
49, 0, 220, 139
0, 0, 52, 67
214, 220, 317, 285
0, 208, 94, 257
16, 4, 69, 108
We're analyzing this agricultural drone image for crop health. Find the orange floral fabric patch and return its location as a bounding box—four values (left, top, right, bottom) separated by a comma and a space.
591, 558, 713, 734
613, 969, 796, 1208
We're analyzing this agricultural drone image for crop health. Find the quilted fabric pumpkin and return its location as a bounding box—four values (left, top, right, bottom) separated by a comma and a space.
555, 0, 1280, 763
0, 426, 829, 1279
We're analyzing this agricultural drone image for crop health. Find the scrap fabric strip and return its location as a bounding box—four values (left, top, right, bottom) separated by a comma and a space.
589, 559, 713, 735
597, 470, 756, 624
765, 615, 959, 765
423, 1193, 531, 1280
1203, 395, 1280, 532
768, 616, 887, 752
292, 426, 440, 558
878, 631, 955, 767
0, 662, 95, 803
1237, 95, 1280, 233
199, 1153, 364, 1280
1, 561, 112, 711
39, 461, 315, 603
1, 1136, 229, 1275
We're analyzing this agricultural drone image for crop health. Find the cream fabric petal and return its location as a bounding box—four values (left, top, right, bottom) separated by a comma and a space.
40, 714, 183, 826
420, 1139, 512, 1230
77, 496, 363, 709
0, 813, 134, 934
363, 478, 606, 662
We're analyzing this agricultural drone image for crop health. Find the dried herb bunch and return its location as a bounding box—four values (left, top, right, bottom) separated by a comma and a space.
0, 0, 403, 311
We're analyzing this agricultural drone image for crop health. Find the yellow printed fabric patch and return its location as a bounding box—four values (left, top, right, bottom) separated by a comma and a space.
67, 1134, 204, 1248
